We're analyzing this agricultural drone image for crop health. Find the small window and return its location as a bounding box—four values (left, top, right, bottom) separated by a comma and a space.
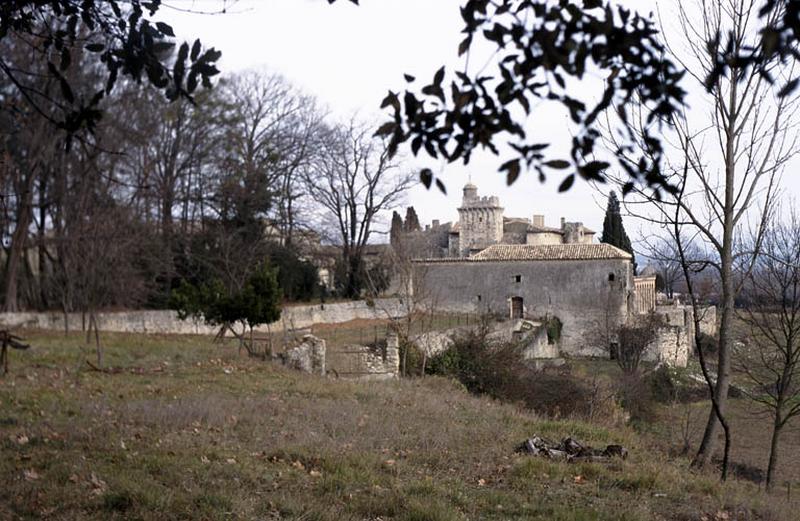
514, 275, 522, 283
479, 217, 483, 222
608, 273, 616, 282
477, 295, 482, 302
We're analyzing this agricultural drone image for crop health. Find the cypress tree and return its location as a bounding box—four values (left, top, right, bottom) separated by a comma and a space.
390, 211, 403, 245
601, 192, 636, 273
404, 207, 421, 232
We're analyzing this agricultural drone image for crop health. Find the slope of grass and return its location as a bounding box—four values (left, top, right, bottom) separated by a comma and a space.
0, 330, 792, 520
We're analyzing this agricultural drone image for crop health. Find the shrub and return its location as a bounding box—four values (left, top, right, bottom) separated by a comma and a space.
426, 323, 593, 418
617, 373, 658, 424
546, 316, 563, 345
614, 312, 664, 375
170, 261, 282, 357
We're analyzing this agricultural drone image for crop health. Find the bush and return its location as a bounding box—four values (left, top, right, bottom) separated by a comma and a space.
617, 373, 658, 424
615, 312, 664, 375
646, 364, 709, 403
398, 337, 425, 377
426, 323, 593, 418
546, 316, 563, 345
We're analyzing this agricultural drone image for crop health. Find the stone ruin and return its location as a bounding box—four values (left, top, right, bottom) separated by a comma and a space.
282, 333, 400, 380
283, 335, 326, 376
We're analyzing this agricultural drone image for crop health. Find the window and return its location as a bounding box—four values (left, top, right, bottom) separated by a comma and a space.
477, 295, 482, 302
479, 217, 483, 222
608, 273, 616, 282
514, 275, 522, 283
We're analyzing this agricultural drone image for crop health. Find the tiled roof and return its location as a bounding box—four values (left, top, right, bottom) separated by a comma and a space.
473, 244, 631, 261
414, 243, 632, 263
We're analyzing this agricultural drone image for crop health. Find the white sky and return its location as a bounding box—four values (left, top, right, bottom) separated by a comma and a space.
157, 0, 800, 246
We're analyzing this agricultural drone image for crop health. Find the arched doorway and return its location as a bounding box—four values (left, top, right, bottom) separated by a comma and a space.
511, 297, 524, 319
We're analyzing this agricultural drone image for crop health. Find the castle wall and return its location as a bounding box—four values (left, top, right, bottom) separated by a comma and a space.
415, 259, 632, 357
525, 232, 564, 245
0, 299, 408, 336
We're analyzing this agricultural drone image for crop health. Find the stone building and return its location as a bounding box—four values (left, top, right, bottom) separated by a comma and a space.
414, 243, 634, 357
394, 182, 596, 258
407, 184, 715, 366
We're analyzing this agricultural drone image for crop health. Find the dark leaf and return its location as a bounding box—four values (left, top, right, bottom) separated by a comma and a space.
191, 39, 202, 61
545, 159, 571, 170
374, 121, 397, 137
420, 168, 433, 189
155, 22, 175, 37
558, 174, 575, 192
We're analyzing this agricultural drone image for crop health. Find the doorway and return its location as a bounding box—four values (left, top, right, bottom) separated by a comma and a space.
511, 297, 524, 319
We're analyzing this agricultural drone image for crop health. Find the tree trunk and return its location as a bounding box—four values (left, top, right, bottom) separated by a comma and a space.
694, 63, 739, 473
766, 410, 782, 491
4, 170, 37, 312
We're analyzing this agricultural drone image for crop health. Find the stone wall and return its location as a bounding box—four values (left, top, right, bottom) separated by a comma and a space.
0, 298, 407, 336
284, 335, 327, 375
414, 258, 632, 357
644, 325, 691, 367
641, 304, 718, 368
326, 334, 400, 380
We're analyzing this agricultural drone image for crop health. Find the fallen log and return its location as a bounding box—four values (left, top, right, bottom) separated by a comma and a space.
516, 435, 628, 462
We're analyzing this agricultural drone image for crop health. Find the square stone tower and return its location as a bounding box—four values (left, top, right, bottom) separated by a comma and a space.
457, 182, 504, 256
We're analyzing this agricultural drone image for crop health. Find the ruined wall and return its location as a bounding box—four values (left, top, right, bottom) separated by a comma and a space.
641, 304, 718, 368
415, 259, 633, 357
284, 335, 327, 375
644, 325, 691, 367
326, 334, 400, 380
0, 299, 408, 336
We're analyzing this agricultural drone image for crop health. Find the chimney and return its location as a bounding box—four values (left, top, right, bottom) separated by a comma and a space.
560, 217, 566, 229
432, 220, 440, 228
532, 214, 545, 228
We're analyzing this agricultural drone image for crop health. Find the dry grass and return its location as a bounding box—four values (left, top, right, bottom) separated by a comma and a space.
0, 329, 794, 520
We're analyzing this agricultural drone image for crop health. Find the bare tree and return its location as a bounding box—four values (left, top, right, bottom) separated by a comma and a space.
735, 206, 800, 490
603, 0, 799, 477
644, 237, 684, 300
369, 231, 443, 376
306, 119, 413, 298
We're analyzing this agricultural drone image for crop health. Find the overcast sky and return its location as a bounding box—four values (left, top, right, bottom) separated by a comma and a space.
157, 0, 800, 245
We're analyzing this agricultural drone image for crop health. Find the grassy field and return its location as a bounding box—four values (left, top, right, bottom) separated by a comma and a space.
0, 329, 794, 520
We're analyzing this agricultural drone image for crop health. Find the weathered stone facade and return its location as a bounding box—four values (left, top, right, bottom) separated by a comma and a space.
413, 244, 634, 357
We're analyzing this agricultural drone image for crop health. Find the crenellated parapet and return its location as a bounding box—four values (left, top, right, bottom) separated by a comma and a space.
461, 195, 502, 208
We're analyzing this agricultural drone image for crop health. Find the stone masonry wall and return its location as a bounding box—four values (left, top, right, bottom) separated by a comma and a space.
644, 325, 691, 367
0, 299, 407, 336
326, 334, 400, 380
415, 258, 633, 357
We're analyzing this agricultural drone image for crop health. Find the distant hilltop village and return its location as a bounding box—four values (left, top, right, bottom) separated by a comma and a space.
390, 182, 596, 258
